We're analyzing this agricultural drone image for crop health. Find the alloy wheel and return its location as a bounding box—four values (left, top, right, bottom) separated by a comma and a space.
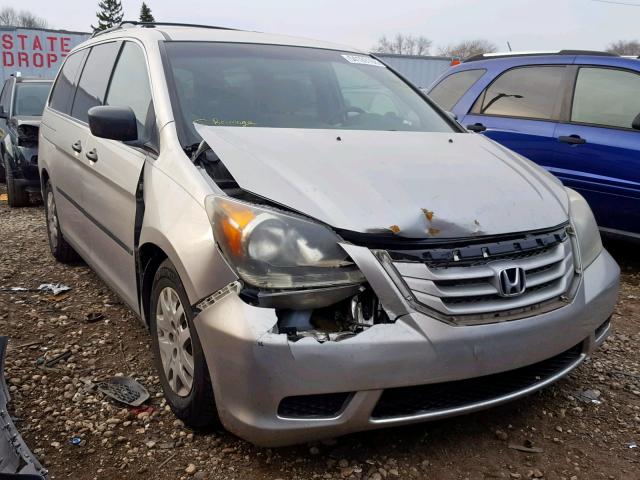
155, 287, 195, 397
46, 190, 59, 250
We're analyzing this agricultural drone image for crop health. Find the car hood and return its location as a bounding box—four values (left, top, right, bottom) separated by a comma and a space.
195, 125, 569, 238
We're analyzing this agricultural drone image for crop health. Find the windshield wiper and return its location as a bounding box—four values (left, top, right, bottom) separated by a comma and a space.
184, 142, 202, 159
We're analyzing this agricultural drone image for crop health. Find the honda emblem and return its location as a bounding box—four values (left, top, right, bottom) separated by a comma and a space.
498, 267, 526, 297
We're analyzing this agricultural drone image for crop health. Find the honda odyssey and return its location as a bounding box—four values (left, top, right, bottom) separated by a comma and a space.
38, 22, 619, 446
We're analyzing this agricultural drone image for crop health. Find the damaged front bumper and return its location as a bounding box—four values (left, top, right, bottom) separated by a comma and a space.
194, 247, 619, 447
0, 337, 47, 479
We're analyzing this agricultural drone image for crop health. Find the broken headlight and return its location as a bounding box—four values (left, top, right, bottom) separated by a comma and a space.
205, 196, 365, 289
566, 188, 602, 270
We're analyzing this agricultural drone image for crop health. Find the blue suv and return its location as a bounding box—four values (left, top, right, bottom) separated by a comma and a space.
428, 51, 640, 239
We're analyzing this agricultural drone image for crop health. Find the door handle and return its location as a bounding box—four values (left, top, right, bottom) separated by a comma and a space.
85, 148, 98, 162
466, 123, 487, 132
558, 135, 586, 145
71, 140, 82, 153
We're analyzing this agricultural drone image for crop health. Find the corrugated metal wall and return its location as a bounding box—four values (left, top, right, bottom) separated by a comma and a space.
376, 53, 452, 89
0, 27, 89, 82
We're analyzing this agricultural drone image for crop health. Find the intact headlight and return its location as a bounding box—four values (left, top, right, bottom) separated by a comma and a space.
205, 196, 365, 289
566, 188, 602, 270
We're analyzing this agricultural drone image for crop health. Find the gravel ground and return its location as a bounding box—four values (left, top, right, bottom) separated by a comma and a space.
0, 186, 638, 480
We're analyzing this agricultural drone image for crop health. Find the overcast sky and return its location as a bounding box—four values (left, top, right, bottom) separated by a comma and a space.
11, 0, 640, 52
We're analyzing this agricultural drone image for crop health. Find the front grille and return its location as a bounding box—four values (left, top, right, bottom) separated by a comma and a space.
441, 278, 557, 306
371, 342, 584, 420
278, 392, 352, 418
389, 228, 577, 323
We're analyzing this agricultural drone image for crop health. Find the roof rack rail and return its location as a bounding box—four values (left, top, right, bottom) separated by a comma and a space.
91, 20, 238, 38
464, 50, 618, 63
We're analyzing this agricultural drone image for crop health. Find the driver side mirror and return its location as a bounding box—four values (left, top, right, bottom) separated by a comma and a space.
445, 111, 458, 121
632, 112, 640, 131
88, 105, 137, 141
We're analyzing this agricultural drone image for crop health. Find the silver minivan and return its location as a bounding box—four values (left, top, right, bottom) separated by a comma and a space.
38, 22, 620, 447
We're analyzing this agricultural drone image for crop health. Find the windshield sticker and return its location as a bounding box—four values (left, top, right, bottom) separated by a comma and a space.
341, 54, 385, 67
195, 118, 257, 128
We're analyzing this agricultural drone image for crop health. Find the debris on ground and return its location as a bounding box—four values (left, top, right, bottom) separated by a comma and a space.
43, 350, 72, 368
508, 440, 544, 453
37, 283, 72, 295
1, 284, 71, 295
85, 312, 105, 323
574, 388, 603, 404
0, 337, 47, 479
97, 376, 150, 406
130, 405, 155, 416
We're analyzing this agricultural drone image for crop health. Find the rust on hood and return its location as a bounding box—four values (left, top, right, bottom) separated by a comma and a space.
422, 208, 435, 222
388, 225, 401, 234
416, 206, 485, 237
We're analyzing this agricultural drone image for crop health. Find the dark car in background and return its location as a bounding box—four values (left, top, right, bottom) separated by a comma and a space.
0, 74, 52, 207
428, 51, 640, 240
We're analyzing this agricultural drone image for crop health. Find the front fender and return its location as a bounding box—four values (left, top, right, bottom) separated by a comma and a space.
1, 134, 14, 170
140, 165, 237, 306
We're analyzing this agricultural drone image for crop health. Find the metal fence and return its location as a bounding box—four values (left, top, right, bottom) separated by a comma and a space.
375, 53, 452, 89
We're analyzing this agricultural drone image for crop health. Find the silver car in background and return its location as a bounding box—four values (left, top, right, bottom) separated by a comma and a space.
38, 22, 619, 446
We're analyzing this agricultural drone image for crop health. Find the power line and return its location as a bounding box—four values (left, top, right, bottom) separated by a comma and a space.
592, 0, 640, 6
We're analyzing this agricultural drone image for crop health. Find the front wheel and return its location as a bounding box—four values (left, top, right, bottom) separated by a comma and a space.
5, 157, 28, 207
150, 260, 219, 429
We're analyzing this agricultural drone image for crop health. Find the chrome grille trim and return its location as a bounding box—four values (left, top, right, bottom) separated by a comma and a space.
390, 238, 577, 323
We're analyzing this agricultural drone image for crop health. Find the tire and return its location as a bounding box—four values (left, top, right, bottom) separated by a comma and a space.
150, 259, 219, 429
43, 180, 78, 263
5, 157, 29, 207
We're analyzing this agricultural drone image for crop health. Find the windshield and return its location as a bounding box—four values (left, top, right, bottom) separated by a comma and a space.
164, 42, 454, 144
13, 82, 51, 116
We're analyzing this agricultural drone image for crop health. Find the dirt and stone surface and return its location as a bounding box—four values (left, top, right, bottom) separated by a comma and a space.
0, 185, 638, 480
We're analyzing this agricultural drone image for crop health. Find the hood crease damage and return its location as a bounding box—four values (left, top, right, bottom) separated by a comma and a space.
195, 124, 569, 239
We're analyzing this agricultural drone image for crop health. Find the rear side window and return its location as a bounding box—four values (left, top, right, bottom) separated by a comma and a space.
571, 67, 640, 129
472, 66, 566, 120
428, 69, 485, 111
71, 41, 121, 123
49, 50, 87, 115
105, 42, 155, 144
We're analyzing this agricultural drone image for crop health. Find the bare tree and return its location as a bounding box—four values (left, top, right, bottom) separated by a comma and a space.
438, 39, 497, 59
0, 7, 17, 26
373, 34, 432, 56
0, 7, 48, 28
606, 40, 640, 55
17, 11, 48, 28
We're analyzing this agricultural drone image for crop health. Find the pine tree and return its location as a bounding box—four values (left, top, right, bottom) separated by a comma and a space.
139, 2, 155, 23
92, 0, 124, 32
